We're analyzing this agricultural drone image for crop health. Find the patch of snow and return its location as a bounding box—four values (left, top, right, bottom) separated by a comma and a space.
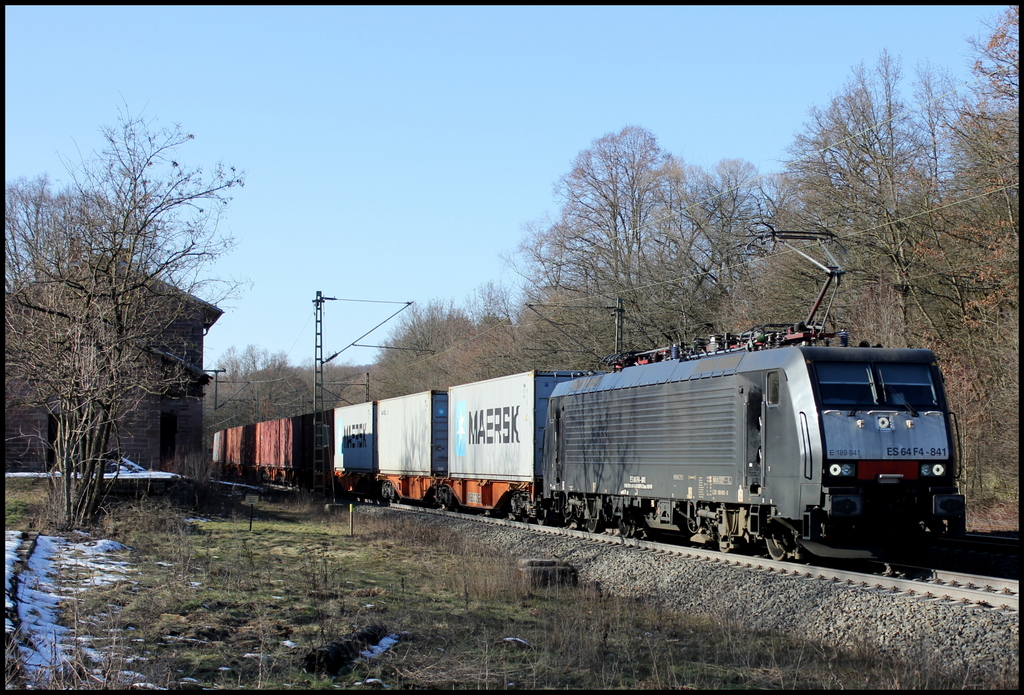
6, 532, 135, 687
6, 531, 23, 626
355, 677, 391, 688
359, 633, 401, 660
502, 636, 531, 647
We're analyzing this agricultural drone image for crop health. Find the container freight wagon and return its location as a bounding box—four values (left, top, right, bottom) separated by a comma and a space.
377, 390, 448, 503
447, 370, 590, 515
333, 401, 378, 494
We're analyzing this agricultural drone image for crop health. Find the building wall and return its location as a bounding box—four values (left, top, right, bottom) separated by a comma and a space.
4, 409, 51, 471
4, 302, 217, 472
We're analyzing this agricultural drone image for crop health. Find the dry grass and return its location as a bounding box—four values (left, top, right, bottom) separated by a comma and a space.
6, 488, 1018, 690
967, 498, 1020, 535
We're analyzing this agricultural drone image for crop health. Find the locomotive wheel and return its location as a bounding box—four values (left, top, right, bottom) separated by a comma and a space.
765, 531, 804, 561
617, 517, 641, 539
765, 536, 788, 561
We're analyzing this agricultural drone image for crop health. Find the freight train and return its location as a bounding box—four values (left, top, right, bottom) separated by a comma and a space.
213, 331, 967, 561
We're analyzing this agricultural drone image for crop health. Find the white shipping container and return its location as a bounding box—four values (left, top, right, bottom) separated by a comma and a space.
449, 371, 588, 481
333, 402, 377, 473
377, 391, 448, 476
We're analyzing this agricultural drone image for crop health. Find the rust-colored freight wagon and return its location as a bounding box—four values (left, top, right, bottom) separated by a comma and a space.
254, 416, 302, 483
214, 412, 334, 485
217, 423, 256, 477
297, 410, 334, 488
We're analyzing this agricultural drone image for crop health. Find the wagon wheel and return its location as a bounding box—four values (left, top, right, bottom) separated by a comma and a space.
536, 507, 559, 526
508, 492, 529, 521
436, 485, 458, 511
381, 480, 398, 504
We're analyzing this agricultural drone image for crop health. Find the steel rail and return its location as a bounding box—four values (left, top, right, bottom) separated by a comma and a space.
390, 503, 1018, 611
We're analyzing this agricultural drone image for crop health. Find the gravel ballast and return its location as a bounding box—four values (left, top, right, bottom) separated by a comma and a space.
364, 505, 1018, 678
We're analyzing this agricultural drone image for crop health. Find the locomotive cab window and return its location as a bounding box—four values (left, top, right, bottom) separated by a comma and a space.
815, 361, 938, 409
766, 372, 781, 406
876, 363, 938, 408
815, 363, 875, 406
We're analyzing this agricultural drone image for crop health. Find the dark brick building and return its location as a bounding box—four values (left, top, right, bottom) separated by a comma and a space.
5, 297, 222, 472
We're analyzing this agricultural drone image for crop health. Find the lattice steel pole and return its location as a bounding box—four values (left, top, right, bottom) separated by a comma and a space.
313, 291, 336, 494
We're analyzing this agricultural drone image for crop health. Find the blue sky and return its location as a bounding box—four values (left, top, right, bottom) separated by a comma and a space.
5, 5, 1005, 369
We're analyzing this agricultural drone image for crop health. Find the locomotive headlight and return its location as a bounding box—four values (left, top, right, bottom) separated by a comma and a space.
920, 463, 946, 477
828, 463, 856, 477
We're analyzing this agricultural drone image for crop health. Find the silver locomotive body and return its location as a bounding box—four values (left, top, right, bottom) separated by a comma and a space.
542, 346, 965, 559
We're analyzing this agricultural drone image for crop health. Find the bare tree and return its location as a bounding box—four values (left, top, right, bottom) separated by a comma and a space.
937, 7, 1018, 501
5, 115, 244, 528
207, 346, 310, 428
371, 300, 479, 398
514, 126, 767, 359
784, 51, 941, 347
783, 33, 1018, 504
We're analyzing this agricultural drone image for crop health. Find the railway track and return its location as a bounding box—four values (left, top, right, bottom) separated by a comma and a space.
937, 532, 1019, 553
389, 502, 1019, 611
923, 532, 1020, 580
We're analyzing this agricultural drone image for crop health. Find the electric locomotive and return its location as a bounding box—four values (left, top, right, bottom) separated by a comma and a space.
538, 340, 966, 560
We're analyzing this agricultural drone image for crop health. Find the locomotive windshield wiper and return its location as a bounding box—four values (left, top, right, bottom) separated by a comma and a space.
866, 366, 880, 407
889, 390, 919, 418
849, 366, 881, 416
876, 368, 919, 417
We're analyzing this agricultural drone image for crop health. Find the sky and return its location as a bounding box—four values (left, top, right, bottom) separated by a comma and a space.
5, 5, 1006, 370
